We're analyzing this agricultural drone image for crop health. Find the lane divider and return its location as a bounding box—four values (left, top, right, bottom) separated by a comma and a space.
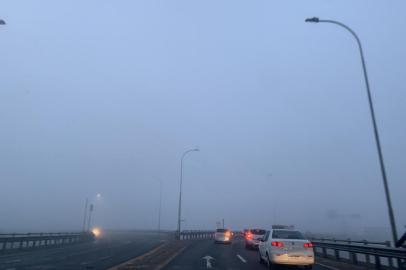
106, 242, 166, 270
155, 245, 189, 270
236, 254, 247, 263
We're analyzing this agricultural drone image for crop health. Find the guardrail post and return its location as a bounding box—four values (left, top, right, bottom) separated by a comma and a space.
398, 258, 405, 270
363, 240, 371, 265
383, 241, 394, 268
375, 255, 381, 270
334, 249, 340, 261
33, 234, 37, 248
19, 237, 23, 249
350, 251, 358, 265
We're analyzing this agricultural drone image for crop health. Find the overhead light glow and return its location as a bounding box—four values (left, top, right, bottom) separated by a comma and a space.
92, 227, 102, 237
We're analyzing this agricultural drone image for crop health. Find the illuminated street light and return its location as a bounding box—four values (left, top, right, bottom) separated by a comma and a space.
305, 17, 398, 245
82, 194, 102, 232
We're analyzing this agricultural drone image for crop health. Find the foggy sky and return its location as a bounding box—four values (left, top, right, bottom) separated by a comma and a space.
0, 1, 405, 239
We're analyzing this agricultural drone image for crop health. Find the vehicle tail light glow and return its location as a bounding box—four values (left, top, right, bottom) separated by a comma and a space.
271, 241, 284, 247
246, 233, 253, 240
225, 231, 231, 237
304, 242, 313, 248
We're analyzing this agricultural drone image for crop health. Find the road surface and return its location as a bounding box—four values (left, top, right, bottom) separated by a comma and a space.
0, 231, 165, 270
163, 236, 337, 270
0, 232, 350, 270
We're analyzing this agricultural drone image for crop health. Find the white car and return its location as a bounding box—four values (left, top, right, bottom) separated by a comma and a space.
214, 228, 232, 244
258, 229, 314, 269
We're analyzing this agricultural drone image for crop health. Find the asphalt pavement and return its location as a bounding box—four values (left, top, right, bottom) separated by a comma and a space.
0, 232, 353, 270
0, 231, 166, 270
163, 236, 338, 270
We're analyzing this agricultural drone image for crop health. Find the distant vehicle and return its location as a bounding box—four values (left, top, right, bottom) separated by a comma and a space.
214, 228, 232, 244
258, 229, 314, 269
245, 229, 266, 249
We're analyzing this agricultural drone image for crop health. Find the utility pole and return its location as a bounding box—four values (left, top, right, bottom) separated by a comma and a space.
82, 198, 88, 232
87, 204, 94, 231
158, 180, 162, 233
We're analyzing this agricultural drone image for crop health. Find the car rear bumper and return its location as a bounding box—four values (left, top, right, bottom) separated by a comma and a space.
215, 237, 231, 243
245, 242, 259, 249
270, 254, 314, 265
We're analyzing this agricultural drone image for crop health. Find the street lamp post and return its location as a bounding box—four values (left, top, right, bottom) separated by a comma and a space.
158, 180, 162, 234
305, 17, 398, 245
82, 198, 89, 232
177, 148, 199, 239
87, 204, 94, 231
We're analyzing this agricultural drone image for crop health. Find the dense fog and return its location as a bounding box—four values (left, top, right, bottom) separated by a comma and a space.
0, 1, 405, 242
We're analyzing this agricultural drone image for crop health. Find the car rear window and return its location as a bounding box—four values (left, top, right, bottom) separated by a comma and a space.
250, 229, 266, 235
272, 230, 304, 239
216, 229, 228, 233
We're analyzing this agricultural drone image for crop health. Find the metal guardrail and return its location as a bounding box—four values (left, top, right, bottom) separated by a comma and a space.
312, 237, 390, 247
179, 230, 214, 240
311, 239, 406, 269
0, 232, 95, 252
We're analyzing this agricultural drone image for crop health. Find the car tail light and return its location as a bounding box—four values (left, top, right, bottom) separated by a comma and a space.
246, 233, 253, 240
304, 242, 313, 248
225, 231, 231, 237
271, 241, 284, 247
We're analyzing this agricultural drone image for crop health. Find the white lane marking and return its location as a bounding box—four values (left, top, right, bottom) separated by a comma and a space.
316, 263, 340, 270
202, 255, 214, 268
236, 254, 247, 263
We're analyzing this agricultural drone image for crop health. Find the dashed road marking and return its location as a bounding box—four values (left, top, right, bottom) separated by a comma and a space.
4, 259, 21, 264
236, 254, 247, 263
316, 263, 340, 270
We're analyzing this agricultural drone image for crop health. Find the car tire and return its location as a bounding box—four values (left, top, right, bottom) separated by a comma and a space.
259, 252, 264, 264
266, 253, 273, 269
266, 254, 278, 270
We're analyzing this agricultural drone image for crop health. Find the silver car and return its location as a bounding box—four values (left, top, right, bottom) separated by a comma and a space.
245, 229, 266, 249
258, 229, 315, 269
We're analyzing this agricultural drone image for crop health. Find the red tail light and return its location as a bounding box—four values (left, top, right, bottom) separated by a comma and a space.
304, 242, 313, 248
271, 241, 284, 247
246, 233, 253, 240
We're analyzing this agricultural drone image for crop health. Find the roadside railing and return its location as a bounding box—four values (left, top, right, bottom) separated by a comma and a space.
179, 230, 214, 240
0, 232, 95, 252
313, 237, 390, 247
311, 238, 406, 269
